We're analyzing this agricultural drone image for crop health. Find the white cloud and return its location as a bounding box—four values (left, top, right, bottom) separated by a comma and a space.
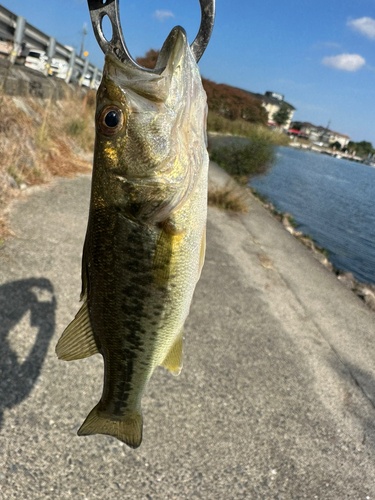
322, 42, 341, 49
322, 53, 365, 71
153, 10, 175, 22
348, 17, 375, 39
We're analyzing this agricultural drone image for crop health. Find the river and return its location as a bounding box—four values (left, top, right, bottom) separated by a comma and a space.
250, 146, 375, 285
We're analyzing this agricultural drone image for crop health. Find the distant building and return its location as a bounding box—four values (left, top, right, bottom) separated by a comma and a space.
243, 90, 296, 129
329, 130, 351, 149
292, 122, 350, 148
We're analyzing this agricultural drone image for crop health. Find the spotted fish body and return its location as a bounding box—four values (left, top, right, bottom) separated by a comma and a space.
56, 27, 208, 448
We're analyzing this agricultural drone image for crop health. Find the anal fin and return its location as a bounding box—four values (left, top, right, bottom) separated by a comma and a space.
160, 330, 183, 376
56, 299, 99, 361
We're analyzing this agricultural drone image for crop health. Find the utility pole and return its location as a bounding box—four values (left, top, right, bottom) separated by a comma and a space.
79, 23, 88, 58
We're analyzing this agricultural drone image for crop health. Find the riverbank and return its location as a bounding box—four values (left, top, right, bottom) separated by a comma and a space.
289, 140, 364, 163
209, 158, 375, 312
249, 187, 375, 311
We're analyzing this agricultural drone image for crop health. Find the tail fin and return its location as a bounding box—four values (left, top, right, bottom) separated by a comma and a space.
77, 404, 143, 449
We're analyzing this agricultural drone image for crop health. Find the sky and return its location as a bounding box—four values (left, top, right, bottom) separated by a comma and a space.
2, 0, 375, 143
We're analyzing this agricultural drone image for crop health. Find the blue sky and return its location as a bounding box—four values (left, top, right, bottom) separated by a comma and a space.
2, 0, 375, 143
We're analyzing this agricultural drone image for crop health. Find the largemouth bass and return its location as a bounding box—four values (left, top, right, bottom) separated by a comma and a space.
56, 27, 209, 448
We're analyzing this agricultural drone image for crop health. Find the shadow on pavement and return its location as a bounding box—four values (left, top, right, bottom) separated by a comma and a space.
0, 278, 56, 430
328, 355, 375, 447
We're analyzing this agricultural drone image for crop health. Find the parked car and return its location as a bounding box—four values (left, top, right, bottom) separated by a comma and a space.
51, 57, 69, 79
81, 72, 91, 87
24, 49, 48, 73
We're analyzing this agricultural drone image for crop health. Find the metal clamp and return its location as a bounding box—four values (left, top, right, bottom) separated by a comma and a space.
87, 0, 215, 67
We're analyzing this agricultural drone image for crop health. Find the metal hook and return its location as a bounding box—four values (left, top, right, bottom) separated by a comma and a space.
87, 0, 215, 68
190, 0, 215, 63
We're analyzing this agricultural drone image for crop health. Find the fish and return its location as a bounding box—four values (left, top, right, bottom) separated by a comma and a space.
56, 26, 209, 449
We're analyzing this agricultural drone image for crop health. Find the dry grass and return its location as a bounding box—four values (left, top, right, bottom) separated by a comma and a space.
208, 183, 249, 212
207, 111, 291, 147
0, 89, 96, 242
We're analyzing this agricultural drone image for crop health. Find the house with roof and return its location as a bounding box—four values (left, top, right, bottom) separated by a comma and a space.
329, 130, 350, 149
292, 122, 350, 148
243, 90, 296, 129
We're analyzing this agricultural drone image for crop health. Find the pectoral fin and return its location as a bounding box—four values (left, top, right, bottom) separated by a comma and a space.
160, 330, 183, 376
153, 219, 186, 287
56, 299, 99, 361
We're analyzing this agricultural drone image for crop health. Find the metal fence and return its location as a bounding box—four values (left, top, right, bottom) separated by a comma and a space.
0, 3, 102, 88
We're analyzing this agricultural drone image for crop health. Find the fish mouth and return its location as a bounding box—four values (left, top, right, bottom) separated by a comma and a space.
103, 26, 190, 103
106, 26, 189, 76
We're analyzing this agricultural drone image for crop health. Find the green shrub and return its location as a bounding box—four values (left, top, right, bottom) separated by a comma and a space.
209, 138, 274, 181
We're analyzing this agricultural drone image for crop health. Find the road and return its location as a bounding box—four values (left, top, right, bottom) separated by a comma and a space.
1, 165, 375, 499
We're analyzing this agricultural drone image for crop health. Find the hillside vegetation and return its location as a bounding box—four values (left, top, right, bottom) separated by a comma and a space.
0, 90, 95, 239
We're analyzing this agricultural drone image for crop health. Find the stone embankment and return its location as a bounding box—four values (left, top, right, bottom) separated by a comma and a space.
0, 58, 72, 99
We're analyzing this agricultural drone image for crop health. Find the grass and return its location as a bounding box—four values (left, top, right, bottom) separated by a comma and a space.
0, 89, 96, 241
208, 183, 249, 212
0, 91, 286, 232
207, 111, 291, 147
249, 188, 268, 204
64, 115, 95, 153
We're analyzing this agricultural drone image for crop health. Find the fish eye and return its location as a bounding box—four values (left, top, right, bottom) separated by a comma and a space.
98, 106, 124, 135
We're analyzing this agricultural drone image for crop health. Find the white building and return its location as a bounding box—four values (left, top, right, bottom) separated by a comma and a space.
243, 90, 296, 129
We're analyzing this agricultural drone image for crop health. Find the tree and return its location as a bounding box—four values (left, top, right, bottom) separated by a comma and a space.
202, 78, 268, 125
273, 103, 291, 127
347, 140, 375, 158
136, 49, 159, 69
290, 121, 303, 131
329, 141, 342, 150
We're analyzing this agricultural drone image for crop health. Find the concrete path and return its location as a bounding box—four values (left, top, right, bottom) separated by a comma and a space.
0, 164, 375, 499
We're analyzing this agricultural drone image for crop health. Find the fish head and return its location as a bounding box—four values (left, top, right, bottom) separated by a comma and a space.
93, 26, 208, 223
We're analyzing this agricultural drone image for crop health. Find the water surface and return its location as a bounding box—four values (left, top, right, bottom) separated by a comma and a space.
250, 147, 375, 284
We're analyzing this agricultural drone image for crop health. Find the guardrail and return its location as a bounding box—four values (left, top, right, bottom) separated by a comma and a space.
0, 3, 102, 88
